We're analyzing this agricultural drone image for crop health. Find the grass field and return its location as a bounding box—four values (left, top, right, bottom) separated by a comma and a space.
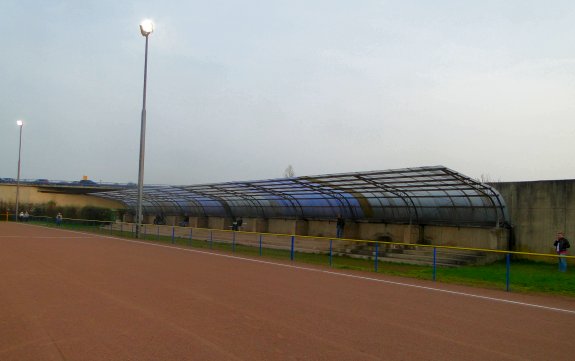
23, 219, 575, 297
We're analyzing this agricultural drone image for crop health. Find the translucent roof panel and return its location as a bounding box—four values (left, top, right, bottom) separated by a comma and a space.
95, 166, 509, 227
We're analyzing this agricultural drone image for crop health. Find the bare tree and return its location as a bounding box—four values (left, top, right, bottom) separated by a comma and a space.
477, 173, 501, 183
284, 165, 295, 178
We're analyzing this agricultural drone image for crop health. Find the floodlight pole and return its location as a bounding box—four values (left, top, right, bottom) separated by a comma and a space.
15, 120, 23, 221
136, 21, 153, 238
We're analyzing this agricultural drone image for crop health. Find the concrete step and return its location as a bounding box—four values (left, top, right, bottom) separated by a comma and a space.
341, 253, 458, 268
348, 245, 488, 267
351, 251, 467, 265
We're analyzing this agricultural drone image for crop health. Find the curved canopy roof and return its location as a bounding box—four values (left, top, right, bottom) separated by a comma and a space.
96, 166, 508, 227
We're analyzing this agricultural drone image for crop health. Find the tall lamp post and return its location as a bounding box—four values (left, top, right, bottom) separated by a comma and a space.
136, 19, 154, 238
15, 120, 24, 221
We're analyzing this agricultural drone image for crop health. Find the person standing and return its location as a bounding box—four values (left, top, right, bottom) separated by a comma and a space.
56, 212, 63, 226
336, 215, 345, 238
553, 232, 570, 272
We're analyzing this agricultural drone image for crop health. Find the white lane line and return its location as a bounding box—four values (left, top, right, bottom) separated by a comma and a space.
20, 224, 575, 315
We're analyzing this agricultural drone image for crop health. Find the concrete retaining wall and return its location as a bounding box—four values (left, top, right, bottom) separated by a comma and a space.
492, 180, 575, 254
0, 185, 122, 210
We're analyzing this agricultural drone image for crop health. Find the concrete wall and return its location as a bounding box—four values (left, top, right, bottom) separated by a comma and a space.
354, 222, 506, 249
184, 215, 507, 250
422, 225, 507, 250
307, 220, 359, 239
357, 222, 416, 243
492, 180, 575, 254
267, 219, 300, 235
0, 185, 123, 210
208, 217, 228, 230
245, 218, 268, 233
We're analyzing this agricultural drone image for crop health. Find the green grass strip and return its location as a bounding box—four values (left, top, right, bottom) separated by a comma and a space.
28, 220, 575, 297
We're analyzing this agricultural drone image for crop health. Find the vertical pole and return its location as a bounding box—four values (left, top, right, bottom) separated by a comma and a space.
189, 228, 193, 246
290, 235, 295, 261
135, 33, 150, 239
433, 247, 437, 281
329, 239, 333, 267
506, 253, 511, 292
157, 225, 160, 241
259, 234, 263, 256
210, 230, 213, 249
15, 123, 23, 221
232, 231, 236, 252
374, 242, 379, 272
172, 226, 175, 244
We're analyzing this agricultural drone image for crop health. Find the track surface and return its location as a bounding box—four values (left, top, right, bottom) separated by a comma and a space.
1, 222, 575, 360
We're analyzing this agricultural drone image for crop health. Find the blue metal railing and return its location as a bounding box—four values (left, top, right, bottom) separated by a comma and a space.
8, 217, 574, 294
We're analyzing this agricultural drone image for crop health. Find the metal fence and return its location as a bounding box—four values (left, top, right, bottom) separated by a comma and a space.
4, 215, 574, 295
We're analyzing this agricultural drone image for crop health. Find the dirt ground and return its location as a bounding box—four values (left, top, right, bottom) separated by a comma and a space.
1, 222, 575, 360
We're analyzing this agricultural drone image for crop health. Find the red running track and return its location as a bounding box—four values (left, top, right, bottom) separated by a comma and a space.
1, 222, 575, 360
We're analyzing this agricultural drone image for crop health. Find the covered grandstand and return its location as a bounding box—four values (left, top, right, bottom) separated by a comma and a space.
95, 166, 509, 228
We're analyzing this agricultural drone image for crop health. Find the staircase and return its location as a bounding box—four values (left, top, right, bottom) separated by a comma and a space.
347, 244, 491, 267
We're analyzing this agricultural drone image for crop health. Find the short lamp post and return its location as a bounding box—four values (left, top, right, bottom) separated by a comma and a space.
135, 19, 154, 238
15, 120, 23, 221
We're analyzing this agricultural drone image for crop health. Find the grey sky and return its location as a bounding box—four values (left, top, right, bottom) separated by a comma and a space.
2, 0, 575, 184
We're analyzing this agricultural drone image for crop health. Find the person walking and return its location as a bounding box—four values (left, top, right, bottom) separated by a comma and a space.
336, 215, 345, 238
553, 232, 570, 272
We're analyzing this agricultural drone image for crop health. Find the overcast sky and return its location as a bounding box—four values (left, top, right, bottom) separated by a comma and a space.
2, 0, 575, 185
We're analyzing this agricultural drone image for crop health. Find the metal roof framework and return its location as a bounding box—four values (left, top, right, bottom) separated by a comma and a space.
96, 166, 509, 227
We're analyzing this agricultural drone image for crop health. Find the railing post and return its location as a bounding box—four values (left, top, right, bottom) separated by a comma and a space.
157, 225, 160, 241
290, 235, 295, 261
189, 228, 193, 246
259, 234, 263, 256
506, 253, 511, 292
143, 224, 147, 239
374, 242, 379, 272
329, 239, 333, 267
232, 231, 236, 252
433, 247, 437, 281
210, 230, 213, 249
120, 223, 123, 236
172, 226, 175, 244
